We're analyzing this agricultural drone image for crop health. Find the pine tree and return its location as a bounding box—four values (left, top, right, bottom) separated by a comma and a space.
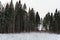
58, 11, 60, 31
15, 1, 19, 32
23, 3, 27, 10
5, 3, 10, 33
15, 0, 22, 32
7, 0, 14, 33
19, 0, 22, 8
49, 13, 54, 31
54, 9, 58, 32
15, 1, 19, 15
36, 12, 40, 24
29, 8, 36, 31
35, 12, 40, 31
15, 0, 27, 32
43, 12, 50, 31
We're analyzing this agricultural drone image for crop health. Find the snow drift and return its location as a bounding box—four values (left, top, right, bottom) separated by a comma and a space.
0, 32, 60, 40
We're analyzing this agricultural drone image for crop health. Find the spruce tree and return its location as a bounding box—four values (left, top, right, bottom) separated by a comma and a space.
36, 12, 40, 24
15, 0, 22, 32
35, 12, 40, 31
58, 11, 60, 31
49, 13, 54, 31
43, 12, 50, 31
29, 8, 35, 31
5, 3, 10, 33
15, 0, 27, 32
23, 3, 27, 10
8, 0, 14, 33
54, 9, 58, 32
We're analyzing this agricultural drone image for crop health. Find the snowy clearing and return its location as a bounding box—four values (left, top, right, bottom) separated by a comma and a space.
0, 32, 60, 40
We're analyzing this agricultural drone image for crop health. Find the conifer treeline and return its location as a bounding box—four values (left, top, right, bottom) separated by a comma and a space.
1, 0, 60, 33
0, 0, 40, 33
43, 9, 60, 33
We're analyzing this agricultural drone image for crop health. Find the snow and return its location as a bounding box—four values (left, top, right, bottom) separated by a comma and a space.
0, 32, 60, 40
38, 24, 46, 31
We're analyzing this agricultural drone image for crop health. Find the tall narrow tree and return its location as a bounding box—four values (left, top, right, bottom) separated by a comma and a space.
36, 12, 40, 24
35, 12, 40, 31
8, 0, 14, 33
5, 3, 10, 33
29, 8, 35, 31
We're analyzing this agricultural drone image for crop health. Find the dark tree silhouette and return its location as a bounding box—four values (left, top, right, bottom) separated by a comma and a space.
36, 12, 40, 24
0, 0, 42, 33
5, 3, 10, 33
35, 12, 40, 31
43, 12, 50, 31
29, 8, 36, 31
49, 13, 54, 32
23, 3, 27, 10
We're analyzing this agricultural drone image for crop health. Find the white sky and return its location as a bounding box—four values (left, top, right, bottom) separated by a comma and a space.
0, 0, 60, 18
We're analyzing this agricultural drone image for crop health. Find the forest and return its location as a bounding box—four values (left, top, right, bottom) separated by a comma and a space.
0, 0, 40, 33
0, 0, 60, 33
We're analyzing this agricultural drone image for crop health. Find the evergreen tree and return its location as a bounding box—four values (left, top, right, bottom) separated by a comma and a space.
5, 3, 10, 33
29, 8, 36, 31
15, 1, 19, 32
19, 0, 22, 8
58, 11, 60, 31
54, 9, 58, 32
43, 12, 50, 31
36, 12, 40, 24
7, 0, 14, 33
15, 1, 19, 15
27, 7, 31, 32
15, 0, 27, 32
49, 13, 54, 31
35, 12, 40, 31
23, 3, 27, 10
15, 0, 22, 32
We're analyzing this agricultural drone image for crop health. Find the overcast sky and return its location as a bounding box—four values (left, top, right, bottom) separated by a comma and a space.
0, 0, 60, 18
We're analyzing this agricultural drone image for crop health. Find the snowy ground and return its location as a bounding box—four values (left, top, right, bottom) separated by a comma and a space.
0, 32, 60, 40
